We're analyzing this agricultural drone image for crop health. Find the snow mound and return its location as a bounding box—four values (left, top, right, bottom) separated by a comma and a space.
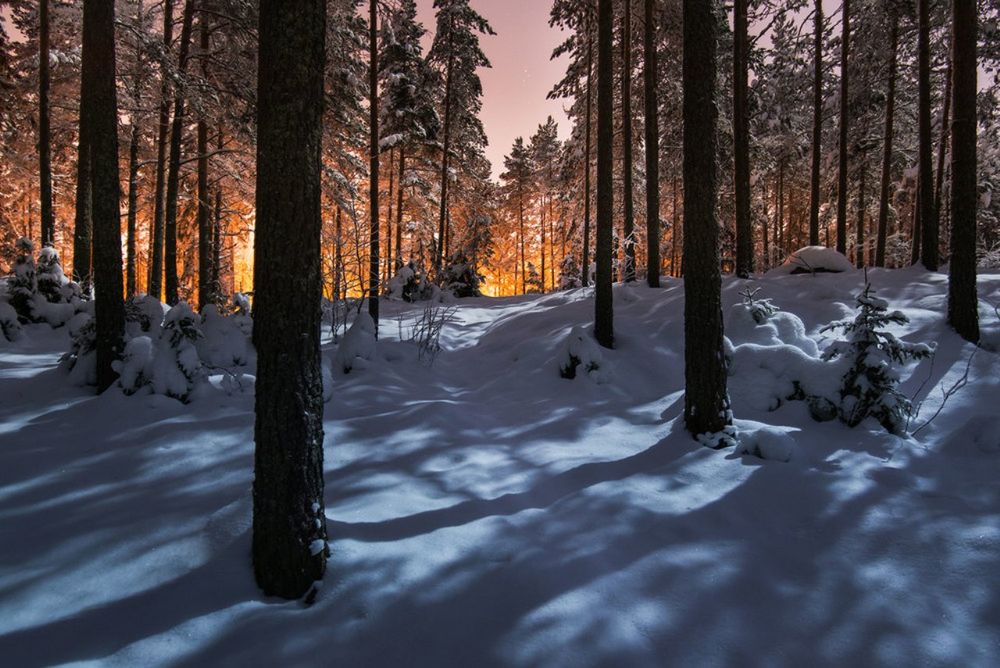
735, 425, 797, 462
766, 246, 855, 276
335, 312, 377, 373
0, 301, 21, 342
558, 325, 610, 383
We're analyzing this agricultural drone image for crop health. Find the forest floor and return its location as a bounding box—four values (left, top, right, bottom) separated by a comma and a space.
1, 267, 1000, 667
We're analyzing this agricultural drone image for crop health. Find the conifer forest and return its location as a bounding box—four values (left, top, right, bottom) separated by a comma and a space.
1, 0, 1000, 665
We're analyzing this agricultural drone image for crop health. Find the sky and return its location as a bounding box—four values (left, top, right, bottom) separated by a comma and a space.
413, 0, 572, 178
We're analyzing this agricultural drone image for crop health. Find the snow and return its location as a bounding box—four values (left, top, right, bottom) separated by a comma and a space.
767, 246, 856, 276
1, 267, 999, 666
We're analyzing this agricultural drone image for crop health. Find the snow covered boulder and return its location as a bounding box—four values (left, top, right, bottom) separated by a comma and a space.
335, 312, 376, 374
558, 326, 610, 383
766, 246, 854, 276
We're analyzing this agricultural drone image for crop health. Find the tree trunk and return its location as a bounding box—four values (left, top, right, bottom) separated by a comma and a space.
856, 155, 867, 268
253, 0, 328, 601
595, 0, 614, 348
621, 0, 635, 282
39, 0, 55, 247
82, 0, 125, 392
582, 7, 593, 288
644, 0, 660, 287
683, 0, 731, 440
436, 27, 455, 273
836, 0, 850, 255
148, 0, 174, 301
164, 0, 195, 305
126, 121, 140, 298
395, 146, 405, 269
368, 0, 379, 333
197, 11, 212, 310
875, 15, 898, 268
385, 148, 394, 285
733, 0, 752, 276
809, 0, 823, 246
947, 0, 979, 342
917, 0, 938, 270
934, 50, 953, 230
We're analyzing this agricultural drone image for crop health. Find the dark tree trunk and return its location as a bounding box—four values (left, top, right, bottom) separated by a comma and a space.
621, 0, 635, 282
39, 0, 55, 247
670, 175, 679, 276
733, 0, 752, 276
148, 0, 174, 300
683, 0, 731, 440
253, 0, 328, 601
809, 0, 823, 246
948, 0, 979, 342
644, 0, 660, 287
197, 11, 212, 310
540, 199, 546, 290
395, 146, 405, 268
595, 0, 614, 348
385, 148, 394, 285
875, 15, 898, 268
82, 0, 125, 392
519, 192, 526, 294
126, 122, 140, 298
934, 51, 953, 228
368, 0, 379, 333
436, 27, 455, 274
917, 0, 938, 270
582, 7, 593, 288
836, 0, 850, 255
164, 0, 195, 305
856, 156, 867, 268
213, 183, 222, 299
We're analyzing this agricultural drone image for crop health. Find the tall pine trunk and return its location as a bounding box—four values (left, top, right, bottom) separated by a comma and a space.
164, 0, 195, 305
683, 0, 731, 440
917, 0, 938, 270
39, 0, 55, 247
733, 0, 752, 277
594, 0, 614, 348
620, 0, 635, 282
197, 12, 212, 310
836, 0, 850, 255
148, 0, 174, 300
395, 146, 405, 269
934, 51, 953, 228
368, 0, 379, 333
82, 0, 125, 392
947, 0, 979, 342
252, 0, 328, 601
644, 0, 660, 287
582, 6, 593, 288
875, 15, 898, 268
126, 122, 140, 298
436, 27, 455, 274
809, 0, 823, 246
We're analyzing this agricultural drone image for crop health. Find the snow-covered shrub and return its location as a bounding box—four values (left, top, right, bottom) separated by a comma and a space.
558, 326, 609, 383
124, 294, 165, 339
558, 254, 582, 290
60, 312, 97, 386
738, 285, 778, 324
197, 304, 250, 367
113, 336, 154, 395
821, 280, 933, 434
231, 293, 253, 337
0, 300, 22, 342
735, 427, 796, 462
34, 246, 80, 305
9, 237, 36, 321
334, 312, 376, 373
387, 261, 437, 302
439, 251, 483, 298
151, 302, 205, 402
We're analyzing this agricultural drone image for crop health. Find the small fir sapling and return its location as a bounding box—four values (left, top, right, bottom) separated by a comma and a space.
232, 293, 253, 337
525, 262, 544, 294
334, 311, 377, 373
559, 254, 582, 290
821, 277, 933, 434
34, 246, 81, 305
124, 294, 165, 339
9, 238, 37, 321
387, 261, 438, 302
558, 326, 608, 382
0, 301, 22, 342
151, 302, 205, 402
439, 250, 483, 298
738, 285, 779, 324
60, 312, 97, 386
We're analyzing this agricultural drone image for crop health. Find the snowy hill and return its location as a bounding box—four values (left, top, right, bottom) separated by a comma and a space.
1, 268, 999, 666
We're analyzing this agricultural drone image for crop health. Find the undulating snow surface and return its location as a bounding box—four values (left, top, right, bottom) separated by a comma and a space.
1, 268, 999, 666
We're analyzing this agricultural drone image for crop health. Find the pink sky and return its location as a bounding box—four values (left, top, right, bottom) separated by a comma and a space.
414, 0, 572, 178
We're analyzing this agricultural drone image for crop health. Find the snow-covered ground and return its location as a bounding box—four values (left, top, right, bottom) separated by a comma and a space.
1, 267, 999, 667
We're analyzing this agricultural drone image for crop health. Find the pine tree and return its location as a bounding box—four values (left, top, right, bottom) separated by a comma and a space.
809, 0, 823, 246
253, 0, 328, 600
501, 137, 532, 294
147, 0, 174, 301
835, 0, 851, 256
620, 0, 636, 283
683, 0, 731, 442
917, 0, 938, 270
875, 8, 898, 268
38, 0, 54, 247
732, 0, 751, 277
594, 0, 614, 349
